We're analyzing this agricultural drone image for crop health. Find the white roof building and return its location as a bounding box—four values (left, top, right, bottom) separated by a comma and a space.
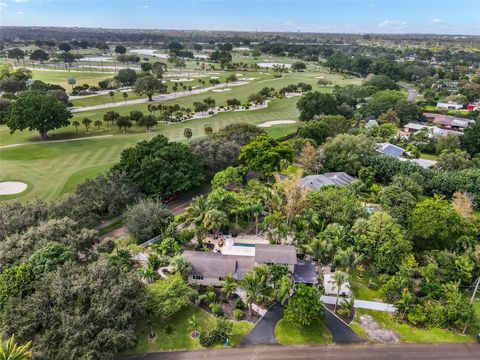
436, 102, 463, 110
323, 273, 351, 297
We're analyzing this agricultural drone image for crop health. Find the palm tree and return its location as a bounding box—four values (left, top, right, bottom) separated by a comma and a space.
94, 120, 103, 131
67, 77, 76, 91
304, 237, 331, 266
274, 275, 292, 305
187, 315, 200, 338
82, 117, 92, 133
109, 90, 115, 103
203, 124, 213, 136
122, 92, 128, 103
203, 209, 228, 239
0, 335, 32, 359
138, 264, 157, 283
330, 271, 349, 313
221, 274, 237, 299
72, 120, 80, 134
250, 202, 264, 235
185, 195, 209, 226
242, 268, 269, 315
335, 247, 363, 272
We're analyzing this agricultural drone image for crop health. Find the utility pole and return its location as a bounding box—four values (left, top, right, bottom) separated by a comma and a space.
462, 276, 479, 334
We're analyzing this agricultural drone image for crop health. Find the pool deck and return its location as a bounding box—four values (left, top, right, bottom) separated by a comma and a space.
204, 234, 269, 257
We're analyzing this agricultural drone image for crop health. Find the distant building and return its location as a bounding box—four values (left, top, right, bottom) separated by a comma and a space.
377, 142, 405, 158
404, 122, 463, 137
424, 113, 474, 132
298, 172, 356, 191
436, 102, 463, 110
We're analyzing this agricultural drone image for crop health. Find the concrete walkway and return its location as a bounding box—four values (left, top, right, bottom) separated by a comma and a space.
241, 303, 283, 345
321, 295, 396, 312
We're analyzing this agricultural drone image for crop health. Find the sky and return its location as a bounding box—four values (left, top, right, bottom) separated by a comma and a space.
0, 0, 479, 35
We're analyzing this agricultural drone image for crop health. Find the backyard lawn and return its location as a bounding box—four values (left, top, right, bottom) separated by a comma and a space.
275, 318, 332, 345
134, 304, 253, 353
30, 69, 113, 90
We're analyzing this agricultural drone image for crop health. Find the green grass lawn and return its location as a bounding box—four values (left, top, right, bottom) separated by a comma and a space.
30, 70, 113, 90
353, 309, 475, 343
133, 304, 253, 353
1, 65, 361, 202
420, 152, 439, 161
275, 318, 332, 345
349, 270, 382, 302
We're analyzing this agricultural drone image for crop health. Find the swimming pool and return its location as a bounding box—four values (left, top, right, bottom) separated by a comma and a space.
233, 243, 256, 247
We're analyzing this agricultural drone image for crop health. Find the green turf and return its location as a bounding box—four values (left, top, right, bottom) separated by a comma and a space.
133, 304, 253, 353
1, 65, 360, 202
275, 318, 332, 345
30, 70, 113, 90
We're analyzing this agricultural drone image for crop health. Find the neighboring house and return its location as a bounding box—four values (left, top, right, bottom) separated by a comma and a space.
298, 172, 356, 191
436, 102, 463, 110
183, 244, 302, 286
365, 119, 379, 129
377, 142, 405, 158
424, 113, 474, 132
404, 122, 463, 137
323, 273, 351, 297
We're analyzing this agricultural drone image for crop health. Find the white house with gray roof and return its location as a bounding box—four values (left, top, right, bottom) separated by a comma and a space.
298, 172, 356, 191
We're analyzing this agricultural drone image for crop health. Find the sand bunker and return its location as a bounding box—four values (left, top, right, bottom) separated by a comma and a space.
212, 88, 231, 93
210, 76, 219, 79
0, 181, 28, 195
315, 76, 325, 79
257, 120, 297, 128
170, 78, 195, 82
79, 57, 113, 62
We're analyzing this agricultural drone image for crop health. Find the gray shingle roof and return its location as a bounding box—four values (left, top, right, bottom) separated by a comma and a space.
183, 251, 237, 278
255, 244, 297, 265
298, 172, 356, 191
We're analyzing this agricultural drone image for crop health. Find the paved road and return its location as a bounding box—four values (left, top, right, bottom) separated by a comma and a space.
120, 343, 480, 360
321, 296, 396, 312
324, 308, 364, 344
408, 88, 418, 101
241, 303, 283, 345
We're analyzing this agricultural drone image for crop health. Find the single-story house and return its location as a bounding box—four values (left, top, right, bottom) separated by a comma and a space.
424, 113, 474, 132
183, 244, 299, 286
323, 273, 351, 297
404, 122, 463, 137
298, 172, 356, 191
436, 102, 463, 110
377, 142, 405, 158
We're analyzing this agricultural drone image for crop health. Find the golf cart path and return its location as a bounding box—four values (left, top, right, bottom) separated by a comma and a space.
70, 81, 250, 113
0, 135, 114, 149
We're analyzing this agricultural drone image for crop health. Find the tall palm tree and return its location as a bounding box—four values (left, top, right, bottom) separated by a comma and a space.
304, 237, 331, 266
330, 271, 349, 313
274, 275, 292, 305
241, 268, 269, 315
203, 209, 228, 239
72, 120, 80, 134
187, 315, 200, 338
335, 247, 363, 272
82, 117, 92, 133
185, 195, 209, 226
0, 335, 32, 360
221, 274, 237, 299
94, 120, 103, 131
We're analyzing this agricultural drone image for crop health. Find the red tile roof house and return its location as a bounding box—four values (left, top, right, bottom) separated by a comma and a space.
424, 113, 474, 132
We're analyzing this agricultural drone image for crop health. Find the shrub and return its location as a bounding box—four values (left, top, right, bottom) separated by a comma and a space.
199, 318, 233, 347
233, 309, 244, 321
234, 298, 245, 310
165, 323, 175, 335
209, 303, 223, 317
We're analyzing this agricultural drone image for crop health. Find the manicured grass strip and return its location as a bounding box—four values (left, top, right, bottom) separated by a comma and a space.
275, 318, 332, 345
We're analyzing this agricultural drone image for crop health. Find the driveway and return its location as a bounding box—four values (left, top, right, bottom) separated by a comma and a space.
324, 307, 365, 343
321, 295, 396, 312
241, 303, 283, 345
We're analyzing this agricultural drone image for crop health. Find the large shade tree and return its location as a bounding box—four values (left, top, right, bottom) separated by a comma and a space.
6, 91, 72, 139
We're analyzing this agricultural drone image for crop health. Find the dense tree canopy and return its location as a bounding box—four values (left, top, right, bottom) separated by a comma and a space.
114, 135, 205, 198
6, 91, 72, 139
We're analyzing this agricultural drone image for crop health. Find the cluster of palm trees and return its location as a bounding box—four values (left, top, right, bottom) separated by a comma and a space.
72, 117, 103, 134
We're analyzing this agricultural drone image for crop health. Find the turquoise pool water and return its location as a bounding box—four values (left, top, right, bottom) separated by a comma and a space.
233, 243, 256, 247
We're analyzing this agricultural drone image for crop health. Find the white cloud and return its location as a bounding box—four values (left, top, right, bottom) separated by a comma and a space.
0, 2, 7, 10
16, 10, 23, 14
143, 4, 148, 8
14, 0, 28, 3
378, 19, 407, 28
